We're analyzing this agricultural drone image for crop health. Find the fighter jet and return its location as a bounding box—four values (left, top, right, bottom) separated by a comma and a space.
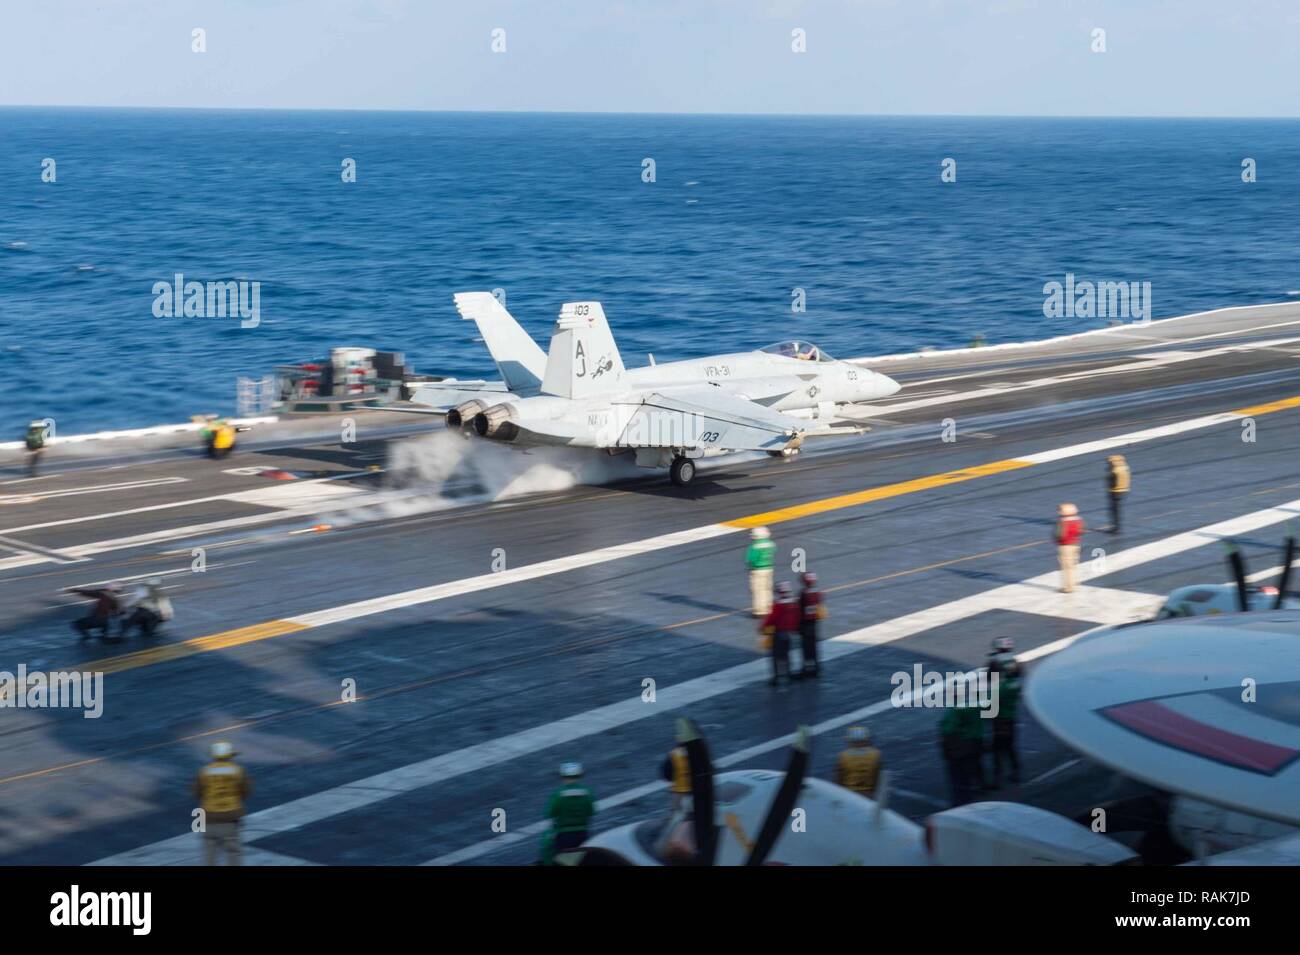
412, 293, 902, 485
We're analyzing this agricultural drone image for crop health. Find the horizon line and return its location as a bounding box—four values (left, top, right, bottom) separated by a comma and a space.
2, 104, 1299, 122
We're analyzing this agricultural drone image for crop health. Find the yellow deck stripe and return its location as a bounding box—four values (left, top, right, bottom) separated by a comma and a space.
83, 620, 308, 675
723, 458, 1036, 529
1232, 395, 1300, 417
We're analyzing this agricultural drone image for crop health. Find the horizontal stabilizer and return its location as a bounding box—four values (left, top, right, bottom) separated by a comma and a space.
407, 379, 513, 412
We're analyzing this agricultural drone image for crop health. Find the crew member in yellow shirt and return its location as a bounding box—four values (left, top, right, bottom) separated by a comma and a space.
194, 741, 252, 865
835, 726, 882, 798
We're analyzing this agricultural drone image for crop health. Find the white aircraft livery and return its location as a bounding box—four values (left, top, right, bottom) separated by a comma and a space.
409, 292, 902, 485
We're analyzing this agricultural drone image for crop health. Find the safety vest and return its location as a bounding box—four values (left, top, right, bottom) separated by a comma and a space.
198, 761, 247, 816
669, 747, 691, 794
213, 425, 237, 450
1110, 461, 1131, 493
837, 747, 881, 797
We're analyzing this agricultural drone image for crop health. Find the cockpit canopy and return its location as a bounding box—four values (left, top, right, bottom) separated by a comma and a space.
761, 340, 834, 362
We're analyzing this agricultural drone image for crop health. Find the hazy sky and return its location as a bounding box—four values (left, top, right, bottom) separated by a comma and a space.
2, 0, 1297, 116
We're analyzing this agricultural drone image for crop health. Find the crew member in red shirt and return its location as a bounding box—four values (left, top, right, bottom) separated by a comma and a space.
796, 572, 825, 679
761, 581, 800, 686
1055, 502, 1085, 593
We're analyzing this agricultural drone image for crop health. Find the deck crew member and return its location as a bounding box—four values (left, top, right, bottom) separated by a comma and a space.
204, 418, 238, 459
796, 571, 825, 678
987, 655, 1022, 788
835, 726, 882, 798
1105, 454, 1131, 533
940, 696, 986, 806
987, 636, 1015, 670
194, 741, 252, 866
747, 526, 776, 617
70, 582, 123, 643
541, 762, 596, 865
1054, 502, 1085, 593
23, 420, 46, 477
662, 744, 692, 811
760, 581, 800, 686
121, 578, 173, 638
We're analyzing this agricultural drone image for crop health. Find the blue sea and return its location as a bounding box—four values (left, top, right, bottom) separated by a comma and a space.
3, 109, 1300, 435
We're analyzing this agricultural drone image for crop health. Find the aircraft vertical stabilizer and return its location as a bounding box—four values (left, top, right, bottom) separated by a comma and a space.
540, 301, 626, 398
452, 291, 548, 391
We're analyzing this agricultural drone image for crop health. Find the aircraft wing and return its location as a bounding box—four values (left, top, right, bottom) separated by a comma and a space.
1025, 613, 1300, 826
612, 387, 805, 452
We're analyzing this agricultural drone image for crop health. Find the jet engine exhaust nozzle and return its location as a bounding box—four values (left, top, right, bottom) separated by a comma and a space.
473, 403, 519, 441
446, 400, 486, 429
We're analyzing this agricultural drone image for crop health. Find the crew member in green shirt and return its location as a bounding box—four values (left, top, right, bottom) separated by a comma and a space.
940, 695, 987, 806
539, 761, 596, 865
746, 526, 776, 617
988, 656, 1022, 787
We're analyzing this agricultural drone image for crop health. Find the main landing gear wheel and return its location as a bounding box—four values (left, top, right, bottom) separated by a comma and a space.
670, 456, 696, 487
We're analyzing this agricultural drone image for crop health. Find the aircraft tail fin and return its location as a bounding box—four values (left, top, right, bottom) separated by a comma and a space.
453, 292, 548, 392
540, 301, 626, 398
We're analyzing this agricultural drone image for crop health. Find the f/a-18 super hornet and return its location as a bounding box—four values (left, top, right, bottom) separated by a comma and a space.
408, 292, 902, 485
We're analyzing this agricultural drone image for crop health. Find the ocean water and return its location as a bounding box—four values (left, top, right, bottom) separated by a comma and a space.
2, 109, 1299, 435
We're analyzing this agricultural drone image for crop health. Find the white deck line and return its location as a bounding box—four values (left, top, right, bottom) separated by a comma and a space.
855, 301, 1300, 365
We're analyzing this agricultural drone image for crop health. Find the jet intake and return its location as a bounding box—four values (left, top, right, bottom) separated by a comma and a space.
473, 402, 519, 441
446, 399, 486, 429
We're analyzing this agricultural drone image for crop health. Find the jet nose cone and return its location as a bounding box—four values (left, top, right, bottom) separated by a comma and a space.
876, 372, 901, 398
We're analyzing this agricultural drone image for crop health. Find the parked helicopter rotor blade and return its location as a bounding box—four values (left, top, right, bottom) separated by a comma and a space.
745, 726, 810, 866
1224, 542, 1250, 612
677, 717, 718, 866
1275, 535, 1296, 610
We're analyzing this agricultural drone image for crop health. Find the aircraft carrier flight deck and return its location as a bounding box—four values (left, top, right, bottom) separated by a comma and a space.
3, 302, 1299, 865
